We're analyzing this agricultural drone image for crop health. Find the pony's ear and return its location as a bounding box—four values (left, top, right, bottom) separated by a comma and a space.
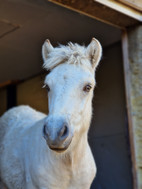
42, 39, 54, 62
86, 38, 102, 70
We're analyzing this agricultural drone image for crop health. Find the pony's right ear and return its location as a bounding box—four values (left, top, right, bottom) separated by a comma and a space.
86, 38, 102, 70
42, 39, 54, 62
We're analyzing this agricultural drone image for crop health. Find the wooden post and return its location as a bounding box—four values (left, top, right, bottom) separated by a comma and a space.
122, 25, 142, 189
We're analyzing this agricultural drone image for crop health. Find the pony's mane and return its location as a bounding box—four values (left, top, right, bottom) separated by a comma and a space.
43, 43, 90, 71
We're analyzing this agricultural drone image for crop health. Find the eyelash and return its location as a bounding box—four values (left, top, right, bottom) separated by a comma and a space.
43, 84, 50, 92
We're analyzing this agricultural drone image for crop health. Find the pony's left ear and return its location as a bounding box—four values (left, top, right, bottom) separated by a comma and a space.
86, 38, 102, 70
42, 39, 54, 62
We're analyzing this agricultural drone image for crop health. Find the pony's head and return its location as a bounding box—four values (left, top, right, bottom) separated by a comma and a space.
42, 38, 102, 153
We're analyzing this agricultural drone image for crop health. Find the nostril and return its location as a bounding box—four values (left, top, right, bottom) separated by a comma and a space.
62, 125, 68, 136
59, 125, 69, 140
43, 124, 48, 138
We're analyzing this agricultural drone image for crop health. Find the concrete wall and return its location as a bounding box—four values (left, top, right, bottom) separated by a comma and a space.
0, 75, 48, 117
89, 42, 133, 189
17, 74, 48, 114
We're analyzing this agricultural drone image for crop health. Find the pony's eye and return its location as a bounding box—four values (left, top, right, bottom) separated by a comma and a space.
83, 84, 92, 92
43, 84, 50, 92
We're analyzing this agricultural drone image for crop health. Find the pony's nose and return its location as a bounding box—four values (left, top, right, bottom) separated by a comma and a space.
43, 124, 69, 141
43, 122, 70, 151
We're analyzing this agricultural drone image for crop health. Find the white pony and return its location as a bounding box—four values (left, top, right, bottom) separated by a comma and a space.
0, 38, 102, 189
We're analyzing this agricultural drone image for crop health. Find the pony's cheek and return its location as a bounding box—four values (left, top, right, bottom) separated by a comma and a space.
69, 113, 83, 133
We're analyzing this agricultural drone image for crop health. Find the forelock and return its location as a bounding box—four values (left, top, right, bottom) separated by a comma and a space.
43, 43, 90, 71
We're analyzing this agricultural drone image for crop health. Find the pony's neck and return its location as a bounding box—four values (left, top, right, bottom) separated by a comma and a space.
71, 132, 88, 167
63, 128, 89, 169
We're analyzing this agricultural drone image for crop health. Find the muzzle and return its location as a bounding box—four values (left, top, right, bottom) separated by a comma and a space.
43, 116, 73, 152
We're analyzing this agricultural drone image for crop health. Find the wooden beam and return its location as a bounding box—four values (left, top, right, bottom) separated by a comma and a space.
48, 0, 140, 28
122, 25, 142, 189
119, 0, 142, 12
0, 80, 20, 89
95, 0, 142, 21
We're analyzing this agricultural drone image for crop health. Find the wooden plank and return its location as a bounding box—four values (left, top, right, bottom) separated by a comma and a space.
121, 30, 138, 189
48, 0, 139, 28
119, 0, 142, 11
126, 25, 142, 188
